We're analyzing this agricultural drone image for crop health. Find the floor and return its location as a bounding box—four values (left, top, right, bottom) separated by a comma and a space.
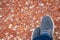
0, 0, 60, 40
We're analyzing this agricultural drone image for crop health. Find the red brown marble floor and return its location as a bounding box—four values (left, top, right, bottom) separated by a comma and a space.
0, 0, 60, 40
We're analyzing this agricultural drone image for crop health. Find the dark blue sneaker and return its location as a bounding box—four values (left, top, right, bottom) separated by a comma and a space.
31, 16, 54, 40
31, 27, 40, 40
40, 16, 54, 38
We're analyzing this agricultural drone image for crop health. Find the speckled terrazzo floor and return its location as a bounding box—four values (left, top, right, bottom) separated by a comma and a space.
0, 0, 60, 40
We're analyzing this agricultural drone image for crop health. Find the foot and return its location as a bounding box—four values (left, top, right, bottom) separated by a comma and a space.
31, 16, 54, 40
31, 27, 40, 40
40, 16, 54, 37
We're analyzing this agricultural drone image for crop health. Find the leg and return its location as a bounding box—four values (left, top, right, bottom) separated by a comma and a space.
33, 33, 53, 40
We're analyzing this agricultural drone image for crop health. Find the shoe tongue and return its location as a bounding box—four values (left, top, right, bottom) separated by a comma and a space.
40, 30, 48, 34
40, 30, 52, 38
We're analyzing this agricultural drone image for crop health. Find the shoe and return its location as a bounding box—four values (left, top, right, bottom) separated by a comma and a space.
31, 27, 40, 40
40, 16, 54, 38
31, 16, 54, 40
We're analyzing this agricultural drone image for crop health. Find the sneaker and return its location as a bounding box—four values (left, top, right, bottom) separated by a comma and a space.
40, 16, 54, 38
31, 27, 40, 40
31, 16, 54, 40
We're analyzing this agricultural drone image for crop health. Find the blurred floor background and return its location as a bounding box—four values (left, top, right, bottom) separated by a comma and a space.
0, 0, 60, 40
